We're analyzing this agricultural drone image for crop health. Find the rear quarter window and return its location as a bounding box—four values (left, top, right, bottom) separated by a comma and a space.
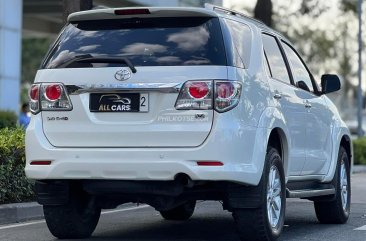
222, 18, 252, 68
42, 17, 227, 69
262, 34, 291, 84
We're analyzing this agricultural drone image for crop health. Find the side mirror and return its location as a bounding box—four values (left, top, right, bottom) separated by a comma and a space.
321, 74, 341, 94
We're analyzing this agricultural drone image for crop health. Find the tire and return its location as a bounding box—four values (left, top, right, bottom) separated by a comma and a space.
314, 146, 351, 224
232, 147, 286, 241
160, 200, 196, 221
44, 193, 101, 239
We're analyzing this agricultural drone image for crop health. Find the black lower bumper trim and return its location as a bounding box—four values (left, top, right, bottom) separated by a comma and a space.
35, 181, 69, 205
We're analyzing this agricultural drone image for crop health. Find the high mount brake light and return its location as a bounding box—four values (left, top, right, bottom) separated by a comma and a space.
114, 9, 151, 15
29, 83, 72, 114
175, 80, 241, 112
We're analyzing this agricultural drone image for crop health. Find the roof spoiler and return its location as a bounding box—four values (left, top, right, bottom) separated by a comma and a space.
68, 6, 218, 22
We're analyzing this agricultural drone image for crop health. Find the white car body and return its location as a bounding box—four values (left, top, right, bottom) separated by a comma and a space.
24, 5, 352, 241
25, 10, 351, 186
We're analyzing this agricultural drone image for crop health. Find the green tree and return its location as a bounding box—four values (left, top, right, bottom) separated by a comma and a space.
21, 38, 53, 85
254, 0, 273, 26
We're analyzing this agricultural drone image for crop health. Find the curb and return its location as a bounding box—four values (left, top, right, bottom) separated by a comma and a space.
0, 202, 141, 226
353, 165, 366, 174
0, 202, 43, 225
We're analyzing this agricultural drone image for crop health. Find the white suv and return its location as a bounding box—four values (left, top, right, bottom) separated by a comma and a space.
25, 4, 352, 241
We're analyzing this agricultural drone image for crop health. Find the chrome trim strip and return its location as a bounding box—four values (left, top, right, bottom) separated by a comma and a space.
66, 83, 182, 94
286, 188, 335, 198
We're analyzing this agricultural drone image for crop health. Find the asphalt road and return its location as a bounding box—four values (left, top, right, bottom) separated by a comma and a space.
1, 174, 365, 241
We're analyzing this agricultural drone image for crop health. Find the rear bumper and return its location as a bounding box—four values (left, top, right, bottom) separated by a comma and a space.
35, 179, 264, 210
25, 113, 269, 186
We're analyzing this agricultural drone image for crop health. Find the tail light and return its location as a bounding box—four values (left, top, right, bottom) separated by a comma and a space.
175, 80, 241, 112
29, 84, 40, 114
175, 81, 213, 110
214, 81, 242, 112
29, 83, 72, 114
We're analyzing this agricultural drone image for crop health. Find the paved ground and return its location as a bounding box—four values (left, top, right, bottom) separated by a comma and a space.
1, 174, 365, 241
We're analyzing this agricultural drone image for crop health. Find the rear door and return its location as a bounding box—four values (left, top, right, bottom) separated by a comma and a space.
262, 33, 307, 176
281, 41, 333, 175
38, 16, 227, 147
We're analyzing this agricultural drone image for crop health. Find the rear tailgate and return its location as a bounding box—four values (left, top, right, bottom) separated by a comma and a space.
39, 66, 227, 147
37, 12, 228, 148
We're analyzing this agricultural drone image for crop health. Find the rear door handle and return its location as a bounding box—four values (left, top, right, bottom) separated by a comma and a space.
304, 101, 312, 108
274, 93, 282, 99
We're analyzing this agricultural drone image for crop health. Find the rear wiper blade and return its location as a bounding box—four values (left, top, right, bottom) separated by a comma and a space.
57, 55, 137, 73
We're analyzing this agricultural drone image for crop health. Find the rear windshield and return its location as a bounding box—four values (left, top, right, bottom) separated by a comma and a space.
42, 17, 226, 69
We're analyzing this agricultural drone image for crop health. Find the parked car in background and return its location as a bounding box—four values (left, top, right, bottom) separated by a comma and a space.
25, 4, 352, 241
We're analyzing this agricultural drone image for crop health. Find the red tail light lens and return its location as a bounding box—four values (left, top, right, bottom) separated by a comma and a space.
216, 82, 235, 99
214, 81, 242, 112
45, 84, 62, 101
29, 85, 39, 101
29, 84, 41, 114
188, 82, 209, 99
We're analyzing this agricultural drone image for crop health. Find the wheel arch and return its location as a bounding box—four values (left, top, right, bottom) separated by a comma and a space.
323, 126, 353, 182
257, 107, 291, 179
340, 134, 352, 166
268, 127, 289, 176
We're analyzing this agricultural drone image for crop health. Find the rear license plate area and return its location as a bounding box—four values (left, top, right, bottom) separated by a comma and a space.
89, 93, 148, 112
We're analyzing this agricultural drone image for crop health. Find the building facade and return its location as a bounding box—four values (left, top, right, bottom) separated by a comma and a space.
0, 0, 22, 113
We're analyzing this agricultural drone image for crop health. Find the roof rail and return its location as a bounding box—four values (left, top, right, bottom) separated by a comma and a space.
204, 3, 267, 27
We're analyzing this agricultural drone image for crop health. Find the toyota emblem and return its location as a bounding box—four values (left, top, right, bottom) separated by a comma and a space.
114, 69, 131, 81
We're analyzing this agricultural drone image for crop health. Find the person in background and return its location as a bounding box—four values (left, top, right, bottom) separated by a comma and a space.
19, 103, 30, 129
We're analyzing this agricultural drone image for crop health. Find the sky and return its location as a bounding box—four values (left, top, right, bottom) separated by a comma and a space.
224, 0, 256, 9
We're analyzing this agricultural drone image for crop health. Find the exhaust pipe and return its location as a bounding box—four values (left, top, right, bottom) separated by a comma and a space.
175, 173, 194, 188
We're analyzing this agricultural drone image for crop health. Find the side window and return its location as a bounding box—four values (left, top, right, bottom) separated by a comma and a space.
224, 19, 252, 68
262, 34, 291, 84
282, 42, 314, 92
